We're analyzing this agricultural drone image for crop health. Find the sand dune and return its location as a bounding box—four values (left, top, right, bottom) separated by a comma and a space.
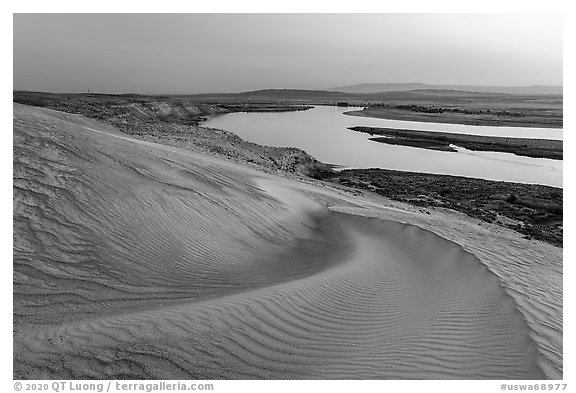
13, 103, 560, 379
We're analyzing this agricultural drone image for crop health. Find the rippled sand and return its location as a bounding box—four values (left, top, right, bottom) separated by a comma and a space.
13, 104, 561, 379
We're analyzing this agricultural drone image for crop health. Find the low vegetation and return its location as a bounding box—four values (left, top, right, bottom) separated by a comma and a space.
312, 168, 562, 247
349, 126, 562, 159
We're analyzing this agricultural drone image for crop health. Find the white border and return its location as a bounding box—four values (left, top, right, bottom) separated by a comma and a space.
4, 3, 571, 391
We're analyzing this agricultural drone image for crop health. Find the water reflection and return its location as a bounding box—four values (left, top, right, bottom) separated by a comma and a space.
202, 106, 562, 188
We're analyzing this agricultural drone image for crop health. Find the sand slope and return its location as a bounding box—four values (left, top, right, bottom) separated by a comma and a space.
13, 103, 559, 379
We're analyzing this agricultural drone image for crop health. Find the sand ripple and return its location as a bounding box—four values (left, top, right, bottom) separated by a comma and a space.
13, 104, 554, 379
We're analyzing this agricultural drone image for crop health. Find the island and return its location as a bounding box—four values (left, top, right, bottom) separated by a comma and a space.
348, 126, 563, 160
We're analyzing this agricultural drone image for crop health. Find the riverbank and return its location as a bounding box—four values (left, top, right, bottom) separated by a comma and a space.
349, 126, 563, 160
311, 168, 562, 247
345, 98, 562, 129
156, 88, 562, 129
12, 91, 312, 125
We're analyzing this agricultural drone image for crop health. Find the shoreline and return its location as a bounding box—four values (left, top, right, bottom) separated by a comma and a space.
348, 126, 563, 160
344, 107, 563, 129
311, 167, 562, 247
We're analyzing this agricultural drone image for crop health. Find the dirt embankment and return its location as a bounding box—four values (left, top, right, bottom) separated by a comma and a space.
12, 91, 327, 176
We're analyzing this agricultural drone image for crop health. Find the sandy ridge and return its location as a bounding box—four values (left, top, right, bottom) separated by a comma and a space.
13, 104, 559, 379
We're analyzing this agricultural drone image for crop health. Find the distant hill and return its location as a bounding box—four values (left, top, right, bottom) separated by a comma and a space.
328, 83, 563, 95
235, 89, 347, 98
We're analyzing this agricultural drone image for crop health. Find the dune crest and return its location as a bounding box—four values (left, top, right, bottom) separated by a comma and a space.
13, 104, 554, 379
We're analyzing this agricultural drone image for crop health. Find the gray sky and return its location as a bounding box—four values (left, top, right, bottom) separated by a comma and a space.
13, 13, 563, 94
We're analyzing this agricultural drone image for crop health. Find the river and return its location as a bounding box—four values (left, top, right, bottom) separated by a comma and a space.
201, 106, 562, 188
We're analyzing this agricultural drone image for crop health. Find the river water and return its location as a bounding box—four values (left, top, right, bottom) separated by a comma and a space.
202, 106, 562, 188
